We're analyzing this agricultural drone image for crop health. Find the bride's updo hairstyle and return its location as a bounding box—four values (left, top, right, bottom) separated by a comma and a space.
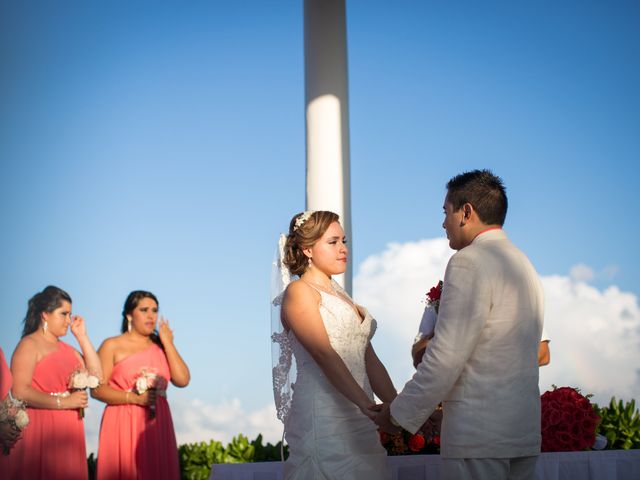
284, 211, 339, 276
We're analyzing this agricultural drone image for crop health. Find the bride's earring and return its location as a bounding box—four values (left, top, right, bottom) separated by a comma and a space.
42, 321, 48, 335
127, 319, 132, 333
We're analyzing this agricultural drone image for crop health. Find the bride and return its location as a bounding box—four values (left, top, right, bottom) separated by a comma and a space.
272, 211, 396, 479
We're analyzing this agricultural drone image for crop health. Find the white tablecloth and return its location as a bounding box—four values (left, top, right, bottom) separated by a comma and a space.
210, 450, 640, 480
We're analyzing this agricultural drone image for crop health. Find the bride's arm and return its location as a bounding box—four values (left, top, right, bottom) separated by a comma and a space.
365, 343, 397, 403
282, 281, 374, 416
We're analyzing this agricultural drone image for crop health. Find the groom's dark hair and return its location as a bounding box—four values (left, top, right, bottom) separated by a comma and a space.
446, 169, 508, 226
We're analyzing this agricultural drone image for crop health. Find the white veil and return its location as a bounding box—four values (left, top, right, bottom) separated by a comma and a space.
270, 233, 296, 425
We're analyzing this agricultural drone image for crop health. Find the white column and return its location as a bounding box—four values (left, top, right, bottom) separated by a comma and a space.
304, 0, 352, 294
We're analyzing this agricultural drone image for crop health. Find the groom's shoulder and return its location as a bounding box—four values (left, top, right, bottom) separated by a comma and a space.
447, 246, 481, 271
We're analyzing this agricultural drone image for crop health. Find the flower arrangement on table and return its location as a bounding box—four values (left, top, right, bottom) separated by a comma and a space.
541, 386, 600, 452
379, 428, 440, 456
379, 406, 442, 456
0, 394, 29, 455
68, 367, 101, 418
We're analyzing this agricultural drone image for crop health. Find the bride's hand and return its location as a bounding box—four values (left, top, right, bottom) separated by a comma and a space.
360, 402, 379, 420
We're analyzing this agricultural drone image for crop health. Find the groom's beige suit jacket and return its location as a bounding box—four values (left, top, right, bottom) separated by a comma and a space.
390, 229, 544, 459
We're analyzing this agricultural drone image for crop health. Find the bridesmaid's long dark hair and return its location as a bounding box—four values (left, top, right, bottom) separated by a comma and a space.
121, 290, 163, 348
22, 286, 72, 338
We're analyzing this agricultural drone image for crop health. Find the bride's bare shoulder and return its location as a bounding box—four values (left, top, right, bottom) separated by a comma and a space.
284, 280, 319, 303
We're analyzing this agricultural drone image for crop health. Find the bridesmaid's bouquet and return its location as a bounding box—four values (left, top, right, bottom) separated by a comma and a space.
69, 367, 100, 418
133, 368, 167, 419
0, 394, 29, 455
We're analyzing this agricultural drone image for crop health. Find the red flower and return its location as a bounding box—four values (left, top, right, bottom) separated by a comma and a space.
432, 435, 441, 446
408, 433, 426, 452
540, 386, 600, 452
427, 284, 442, 302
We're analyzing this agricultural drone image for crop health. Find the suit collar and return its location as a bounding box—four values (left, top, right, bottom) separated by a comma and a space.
471, 227, 506, 245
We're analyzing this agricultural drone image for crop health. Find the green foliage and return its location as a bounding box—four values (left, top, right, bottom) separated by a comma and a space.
178, 434, 287, 479
179, 439, 227, 480
251, 434, 288, 462
87, 452, 97, 480
595, 397, 640, 450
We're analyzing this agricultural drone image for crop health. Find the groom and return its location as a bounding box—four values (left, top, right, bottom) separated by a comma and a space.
374, 170, 544, 480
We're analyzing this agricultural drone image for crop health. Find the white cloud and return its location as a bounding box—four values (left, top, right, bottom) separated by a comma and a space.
570, 263, 595, 282
171, 395, 283, 446
354, 238, 640, 407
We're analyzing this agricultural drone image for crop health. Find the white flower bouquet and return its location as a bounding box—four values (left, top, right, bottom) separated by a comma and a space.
0, 394, 29, 455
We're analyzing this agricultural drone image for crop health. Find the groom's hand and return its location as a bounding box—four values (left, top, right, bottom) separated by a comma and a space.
372, 403, 401, 434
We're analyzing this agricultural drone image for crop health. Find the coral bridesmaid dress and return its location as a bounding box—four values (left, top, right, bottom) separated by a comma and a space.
0, 347, 13, 472
7, 341, 87, 480
96, 344, 180, 480
0, 347, 11, 399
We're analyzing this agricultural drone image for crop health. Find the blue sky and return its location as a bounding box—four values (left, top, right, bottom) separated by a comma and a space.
1, 1, 639, 451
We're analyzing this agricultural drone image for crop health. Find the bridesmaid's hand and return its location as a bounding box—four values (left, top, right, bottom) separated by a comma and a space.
158, 316, 174, 346
70, 315, 88, 339
0, 421, 20, 450
65, 390, 89, 409
132, 390, 157, 407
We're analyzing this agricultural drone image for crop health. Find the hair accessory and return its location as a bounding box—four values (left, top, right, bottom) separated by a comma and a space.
294, 211, 315, 231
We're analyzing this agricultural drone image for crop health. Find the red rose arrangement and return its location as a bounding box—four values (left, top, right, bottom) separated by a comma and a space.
379, 429, 440, 455
541, 386, 600, 452
426, 280, 443, 314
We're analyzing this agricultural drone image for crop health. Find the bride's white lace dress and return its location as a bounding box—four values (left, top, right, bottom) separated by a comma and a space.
282, 283, 391, 479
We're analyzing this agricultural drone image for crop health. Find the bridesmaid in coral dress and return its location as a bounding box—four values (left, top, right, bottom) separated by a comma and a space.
92, 290, 190, 480
1, 346, 20, 463
7, 286, 103, 480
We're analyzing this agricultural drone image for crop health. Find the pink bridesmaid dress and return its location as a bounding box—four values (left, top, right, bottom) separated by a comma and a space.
0, 347, 11, 400
6, 341, 87, 480
0, 347, 13, 472
96, 343, 180, 480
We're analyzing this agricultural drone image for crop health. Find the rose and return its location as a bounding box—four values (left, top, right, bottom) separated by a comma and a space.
87, 375, 100, 389
70, 370, 89, 389
540, 386, 600, 452
69, 368, 100, 418
408, 433, 425, 452
13, 409, 29, 429
427, 285, 441, 302
135, 376, 151, 394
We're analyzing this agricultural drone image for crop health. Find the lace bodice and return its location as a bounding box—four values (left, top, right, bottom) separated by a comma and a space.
291, 288, 376, 391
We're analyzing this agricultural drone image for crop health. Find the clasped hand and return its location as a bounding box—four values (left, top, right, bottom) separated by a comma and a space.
365, 402, 401, 435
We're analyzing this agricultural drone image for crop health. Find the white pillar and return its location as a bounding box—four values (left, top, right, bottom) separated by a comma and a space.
304, 0, 352, 294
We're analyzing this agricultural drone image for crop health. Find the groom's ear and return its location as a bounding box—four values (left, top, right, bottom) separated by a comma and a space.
460, 203, 473, 225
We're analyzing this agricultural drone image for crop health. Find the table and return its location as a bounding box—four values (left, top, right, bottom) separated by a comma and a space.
210, 450, 640, 480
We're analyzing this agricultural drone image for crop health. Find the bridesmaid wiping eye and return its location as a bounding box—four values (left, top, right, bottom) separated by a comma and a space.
91, 290, 190, 480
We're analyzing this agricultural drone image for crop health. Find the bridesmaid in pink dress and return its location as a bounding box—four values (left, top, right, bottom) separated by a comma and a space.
7, 286, 103, 480
92, 290, 190, 480
1, 347, 20, 463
